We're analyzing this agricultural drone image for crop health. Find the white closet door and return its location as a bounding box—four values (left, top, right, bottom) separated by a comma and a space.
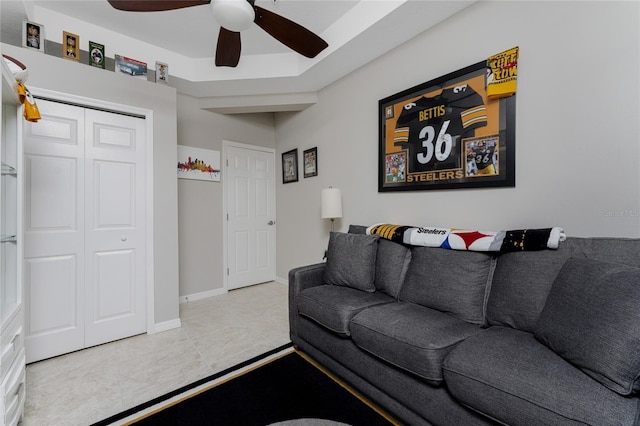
23, 100, 86, 362
23, 100, 147, 362
84, 109, 146, 347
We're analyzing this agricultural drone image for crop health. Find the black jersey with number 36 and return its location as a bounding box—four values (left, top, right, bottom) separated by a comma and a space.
393, 84, 487, 173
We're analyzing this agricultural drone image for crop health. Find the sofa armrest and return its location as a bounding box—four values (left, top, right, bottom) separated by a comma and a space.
288, 263, 326, 341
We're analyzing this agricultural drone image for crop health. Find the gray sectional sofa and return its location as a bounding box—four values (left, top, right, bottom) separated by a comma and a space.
288, 225, 640, 425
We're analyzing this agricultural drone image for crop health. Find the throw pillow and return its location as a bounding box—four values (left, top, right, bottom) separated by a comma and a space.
323, 232, 379, 292
534, 257, 640, 395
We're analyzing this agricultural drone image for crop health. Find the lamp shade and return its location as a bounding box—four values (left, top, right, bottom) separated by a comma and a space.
321, 187, 343, 219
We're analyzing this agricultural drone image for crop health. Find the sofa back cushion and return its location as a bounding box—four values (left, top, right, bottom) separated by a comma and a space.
534, 257, 640, 395
487, 237, 640, 332
374, 239, 412, 298
398, 247, 495, 325
348, 225, 368, 234
323, 231, 379, 292
348, 225, 411, 297
486, 244, 576, 332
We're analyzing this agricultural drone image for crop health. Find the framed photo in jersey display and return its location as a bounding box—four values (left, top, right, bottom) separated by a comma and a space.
378, 60, 516, 192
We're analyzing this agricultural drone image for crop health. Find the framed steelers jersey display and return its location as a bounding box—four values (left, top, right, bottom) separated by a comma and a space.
378, 60, 515, 192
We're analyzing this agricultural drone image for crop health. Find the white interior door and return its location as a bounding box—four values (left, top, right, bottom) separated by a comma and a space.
83, 109, 146, 346
23, 99, 147, 362
23, 101, 85, 362
225, 143, 276, 290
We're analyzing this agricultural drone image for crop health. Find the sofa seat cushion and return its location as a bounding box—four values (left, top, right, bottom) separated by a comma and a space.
297, 285, 394, 336
350, 302, 482, 384
442, 327, 639, 426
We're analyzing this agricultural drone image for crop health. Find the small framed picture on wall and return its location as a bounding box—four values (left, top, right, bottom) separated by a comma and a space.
155, 61, 169, 84
63, 31, 80, 61
89, 41, 105, 69
282, 149, 298, 184
22, 21, 45, 53
303, 147, 317, 178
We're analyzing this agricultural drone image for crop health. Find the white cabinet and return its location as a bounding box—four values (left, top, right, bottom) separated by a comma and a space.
0, 58, 25, 426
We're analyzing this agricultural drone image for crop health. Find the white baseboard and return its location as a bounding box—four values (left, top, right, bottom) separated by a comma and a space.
179, 281, 287, 307
151, 318, 182, 334
179, 287, 228, 304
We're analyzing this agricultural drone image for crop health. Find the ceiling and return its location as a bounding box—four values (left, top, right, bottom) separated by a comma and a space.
1, 0, 475, 113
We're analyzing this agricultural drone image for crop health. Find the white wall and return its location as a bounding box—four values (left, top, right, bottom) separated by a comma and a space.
274, 1, 640, 279
1, 42, 180, 325
176, 94, 276, 298
5, 1, 638, 300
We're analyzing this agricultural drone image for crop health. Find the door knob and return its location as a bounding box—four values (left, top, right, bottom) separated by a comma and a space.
267, 220, 275, 226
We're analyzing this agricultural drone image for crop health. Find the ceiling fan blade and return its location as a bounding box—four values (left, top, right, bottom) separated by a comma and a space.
253, 5, 328, 58
107, 0, 210, 12
216, 27, 242, 67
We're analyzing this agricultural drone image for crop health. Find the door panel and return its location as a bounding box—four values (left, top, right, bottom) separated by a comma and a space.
94, 161, 135, 227
24, 155, 78, 233
93, 249, 134, 319
234, 231, 249, 273
24, 254, 82, 362
256, 229, 269, 268
226, 145, 275, 289
26, 114, 78, 145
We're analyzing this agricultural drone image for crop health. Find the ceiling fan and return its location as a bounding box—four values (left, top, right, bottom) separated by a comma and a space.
107, 0, 329, 67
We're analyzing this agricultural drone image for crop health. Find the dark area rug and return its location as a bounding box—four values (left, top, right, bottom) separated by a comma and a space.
129, 350, 393, 426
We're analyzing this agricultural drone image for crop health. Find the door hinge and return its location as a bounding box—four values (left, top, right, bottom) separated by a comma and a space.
227, 268, 229, 275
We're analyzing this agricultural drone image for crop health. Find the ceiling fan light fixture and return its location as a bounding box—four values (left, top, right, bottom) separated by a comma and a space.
211, 0, 255, 32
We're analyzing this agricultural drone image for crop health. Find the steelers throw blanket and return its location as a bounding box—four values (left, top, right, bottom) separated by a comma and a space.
366, 224, 566, 252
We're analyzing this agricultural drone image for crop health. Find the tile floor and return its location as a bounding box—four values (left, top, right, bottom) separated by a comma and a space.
20, 281, 290, 426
